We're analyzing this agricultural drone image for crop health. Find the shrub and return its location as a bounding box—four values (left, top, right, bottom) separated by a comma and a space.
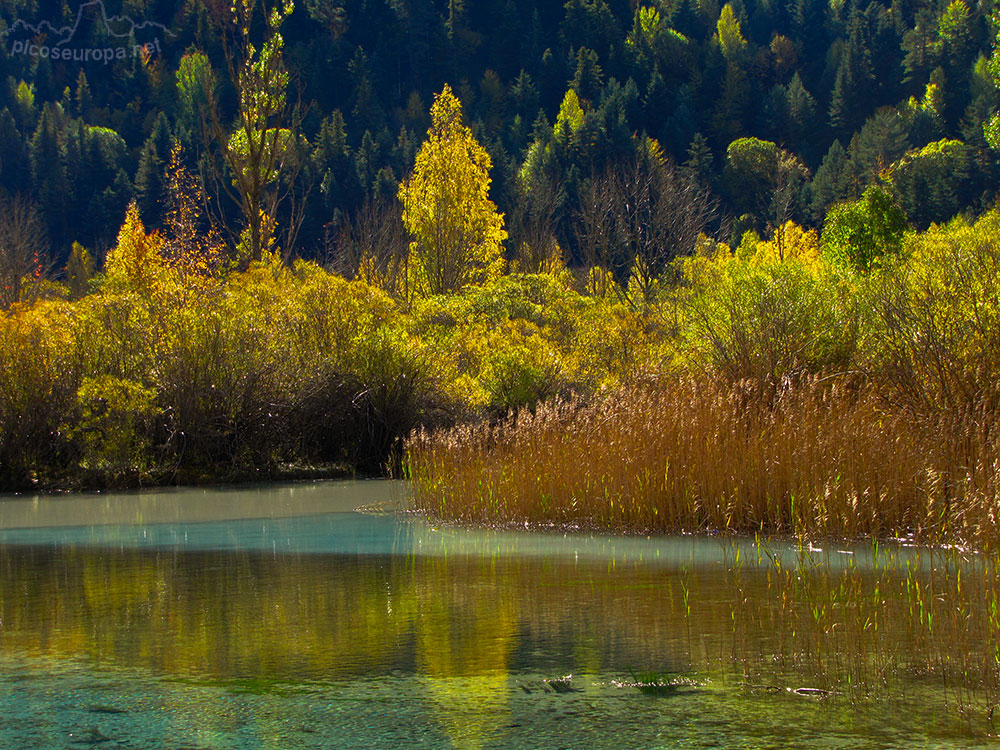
478, 322, 564, 413
0, 301, 80, 487
71, 375, 157, 479
864, 211, 1000, 415
821, 185, 908, 274
677, 240, 858, 384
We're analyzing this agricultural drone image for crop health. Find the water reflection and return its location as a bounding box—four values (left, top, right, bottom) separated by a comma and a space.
0, 481, 996, 748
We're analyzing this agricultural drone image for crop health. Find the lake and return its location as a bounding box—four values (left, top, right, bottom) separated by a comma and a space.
0, 480, 995, 749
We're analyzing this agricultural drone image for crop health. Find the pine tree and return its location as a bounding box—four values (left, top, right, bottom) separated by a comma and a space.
643, 66, 670, 134
902, 8, 940, 90
664, 85, 697, 155
98, 170, 135, 249
313, 111, 358, 213
847, 108, 910, 183
829, 11, 876, 135
811, 139, 854, 220
29, 106, 69, 251
0, 109, 30, 195
712, 63, 750, 144
561, 0, 620, 61
355, 130, 381, 194
792, 0, 828, 88
786, 73, 816, 145
937, 0, 974, 123
760, 84, 791, 142
684, 132, 714, 185
133, 114, 173, 227
74, 71, 93, 120
510, 71, 540, 120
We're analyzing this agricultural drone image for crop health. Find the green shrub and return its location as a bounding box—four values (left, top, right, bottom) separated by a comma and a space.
678, 243, 858, 384
71, 375, 157, 479
821, 185, 908, 274
0, 301, 80, 487
864, 211, 1000, 414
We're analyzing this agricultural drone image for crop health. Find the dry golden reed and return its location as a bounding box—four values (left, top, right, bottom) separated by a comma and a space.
408, 375, 1000, 546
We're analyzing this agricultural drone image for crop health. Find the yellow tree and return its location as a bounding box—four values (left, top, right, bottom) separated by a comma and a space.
399, 84, 506, 296
199, 0, 308, 265
162, 140, 225, 286
716, 3, 748, 64
103, 202, 167, 297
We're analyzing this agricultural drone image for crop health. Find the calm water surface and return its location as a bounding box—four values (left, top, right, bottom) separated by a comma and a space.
0, 480, 995, 749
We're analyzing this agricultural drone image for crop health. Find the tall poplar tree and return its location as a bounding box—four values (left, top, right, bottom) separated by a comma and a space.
398, 84, 506, 296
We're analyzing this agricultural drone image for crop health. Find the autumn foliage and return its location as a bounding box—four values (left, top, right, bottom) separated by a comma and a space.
399, 85, 506, 297
1, 83, 1000, 543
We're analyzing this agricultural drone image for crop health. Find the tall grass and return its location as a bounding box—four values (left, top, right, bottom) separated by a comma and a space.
712, 540, 1000, 719
408, 375, 1000, 547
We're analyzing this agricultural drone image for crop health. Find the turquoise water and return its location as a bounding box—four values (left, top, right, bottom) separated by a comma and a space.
0, 481, 996, 748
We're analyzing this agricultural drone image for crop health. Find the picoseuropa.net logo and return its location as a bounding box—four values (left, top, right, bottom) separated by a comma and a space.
2, 0, 172, 64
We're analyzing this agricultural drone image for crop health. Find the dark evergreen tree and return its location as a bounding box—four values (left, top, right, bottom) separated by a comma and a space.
355, 130, 382, 196
684, 132, 715, 186
829, 10, 877, 136
937, 0, 976, 124
792, 0, 829, 89
811, 139, 854, 219
571, 48, 605, 104
786, 72, 817, 156
509, 71, 541, 120
848, 108, 911, 184
902, 7, 941, 90
74, 71, 93, 121
643, 66, 670, 135
561, 0, 621, 63
30, 105, 69, 252
97, 169, 135, 247
133, 113, 173, 227
0, 109, 29, 195
760, 84, 791, 142
664, 85, 699, 156
712, 64, 750, 145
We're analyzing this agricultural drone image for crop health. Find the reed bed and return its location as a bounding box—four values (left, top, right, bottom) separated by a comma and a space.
407, 375, 1000, 547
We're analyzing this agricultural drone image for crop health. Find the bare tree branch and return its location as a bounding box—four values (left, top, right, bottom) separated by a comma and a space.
0, 196, 49, 310
335, 196, 409, 297
576, 148, 718, 306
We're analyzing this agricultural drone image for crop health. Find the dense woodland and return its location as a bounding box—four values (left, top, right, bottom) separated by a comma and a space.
0, 0, 998, 264
2, 0, 1000, 504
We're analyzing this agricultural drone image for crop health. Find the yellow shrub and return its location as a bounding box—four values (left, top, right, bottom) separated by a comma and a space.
71, 375, 157, 476
102, 202, 168, 298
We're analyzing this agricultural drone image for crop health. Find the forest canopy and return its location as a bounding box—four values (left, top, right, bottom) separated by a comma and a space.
0, 0, 997, 272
